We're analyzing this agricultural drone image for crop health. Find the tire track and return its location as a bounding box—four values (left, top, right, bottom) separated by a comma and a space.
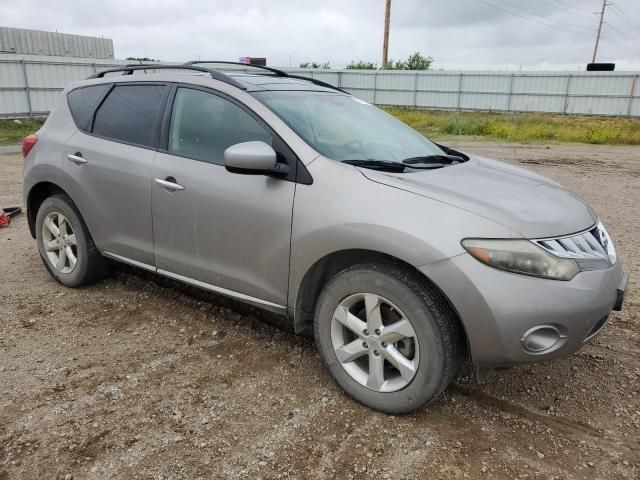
450, 385, 640, 459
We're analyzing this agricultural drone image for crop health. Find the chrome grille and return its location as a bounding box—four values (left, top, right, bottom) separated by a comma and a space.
533, 221, 616, 269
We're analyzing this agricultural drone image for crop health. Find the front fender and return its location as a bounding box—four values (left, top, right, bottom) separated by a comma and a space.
288, 157, 519, 311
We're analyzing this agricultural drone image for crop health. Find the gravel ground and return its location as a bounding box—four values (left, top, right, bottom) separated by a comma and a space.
1, 141, 638, 480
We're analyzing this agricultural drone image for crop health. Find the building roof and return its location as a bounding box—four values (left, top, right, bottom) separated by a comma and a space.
0, 26, 114, 59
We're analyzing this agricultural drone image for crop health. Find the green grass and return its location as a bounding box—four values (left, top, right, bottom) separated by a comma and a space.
384, 108, 640, 145
2, 110, 639, 146
0, 118, 45, 145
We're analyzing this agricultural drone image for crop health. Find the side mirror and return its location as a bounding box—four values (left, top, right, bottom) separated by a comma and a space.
224, 141, 279, 175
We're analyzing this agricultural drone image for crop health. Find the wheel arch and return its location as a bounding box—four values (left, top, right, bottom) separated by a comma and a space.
26, 181, 70, 238
26, 181, 92, 242
293, 248, 470, 361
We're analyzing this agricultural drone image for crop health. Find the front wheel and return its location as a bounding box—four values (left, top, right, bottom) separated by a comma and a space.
314, 263, 460, 414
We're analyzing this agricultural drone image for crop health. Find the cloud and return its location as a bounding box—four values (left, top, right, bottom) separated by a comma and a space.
1, 0, 638, 69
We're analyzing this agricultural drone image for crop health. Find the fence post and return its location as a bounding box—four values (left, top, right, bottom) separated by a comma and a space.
373, 71, 378, 104
20, 60, 33, 118
456, 73, 463, 111
337, 71, 342, 90
412, 72, 418, 108
563, 74, 572, 115
507, 73, 515, 113
627, 74, 637, 118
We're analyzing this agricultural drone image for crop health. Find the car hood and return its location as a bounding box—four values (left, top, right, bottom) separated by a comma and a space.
360, 155, 597, 238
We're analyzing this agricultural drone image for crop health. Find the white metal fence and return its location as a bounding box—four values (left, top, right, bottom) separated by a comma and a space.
288, 69, 640, 117
0, 55, 123, 117
1, 56, 639, 118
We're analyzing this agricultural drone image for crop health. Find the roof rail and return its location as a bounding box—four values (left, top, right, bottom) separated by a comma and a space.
183, 60, 348, 94
285, 74, 348, 94
184, 60, 288, 77
87, 64, 247, 90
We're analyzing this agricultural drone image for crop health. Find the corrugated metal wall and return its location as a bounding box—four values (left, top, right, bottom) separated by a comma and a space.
287, 69, 640, 117
0, 55, 125, 117
0, 27, 114, 59
0, 57, 638, 118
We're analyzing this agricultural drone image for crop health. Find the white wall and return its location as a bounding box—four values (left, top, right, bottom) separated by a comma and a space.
1, 56, 638, 118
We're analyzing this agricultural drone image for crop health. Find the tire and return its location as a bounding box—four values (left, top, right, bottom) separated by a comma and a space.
35, 194, 108, 287
314, 263, 460, 414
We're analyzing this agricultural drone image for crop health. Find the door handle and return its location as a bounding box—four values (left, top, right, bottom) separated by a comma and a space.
67, 153, 87, 164
155, 177, 185, 191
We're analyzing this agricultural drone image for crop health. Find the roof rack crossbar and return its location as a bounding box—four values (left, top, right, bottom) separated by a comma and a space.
87, 64, 247, 90
183, 60, 348, 94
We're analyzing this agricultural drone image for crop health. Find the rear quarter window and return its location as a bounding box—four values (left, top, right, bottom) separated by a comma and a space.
67, 84, 110, 132
92, 84, 168, 148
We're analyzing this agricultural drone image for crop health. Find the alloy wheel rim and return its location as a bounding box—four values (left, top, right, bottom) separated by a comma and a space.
330, 293, 419, 393
42, 212, 78, 274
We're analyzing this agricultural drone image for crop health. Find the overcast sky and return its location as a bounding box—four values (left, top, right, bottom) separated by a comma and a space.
2, 0, 640, 70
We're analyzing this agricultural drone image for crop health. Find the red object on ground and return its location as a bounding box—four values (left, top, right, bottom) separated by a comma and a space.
0, 212, 10, 228
22, 133, 38, 158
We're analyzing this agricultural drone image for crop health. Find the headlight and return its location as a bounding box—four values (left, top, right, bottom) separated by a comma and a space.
462, 239, 580, 281
595, 221, 616, 264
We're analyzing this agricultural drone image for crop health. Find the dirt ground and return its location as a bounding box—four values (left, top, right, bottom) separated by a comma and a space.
1, 141, 638, 480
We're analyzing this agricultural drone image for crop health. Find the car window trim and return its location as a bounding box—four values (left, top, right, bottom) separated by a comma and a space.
66, 83, 112, 133
159, 83, 310, 184
83, 81, 172, 151
88, 83, 114, 133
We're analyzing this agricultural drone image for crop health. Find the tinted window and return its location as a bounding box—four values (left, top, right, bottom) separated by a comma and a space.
168, 88, 272, 165
93, 84, 167, 147
67, 84, 109, 132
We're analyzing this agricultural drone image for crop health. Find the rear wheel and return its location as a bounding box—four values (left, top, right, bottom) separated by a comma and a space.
314, 263, 460, 413
36, 195, 107, 287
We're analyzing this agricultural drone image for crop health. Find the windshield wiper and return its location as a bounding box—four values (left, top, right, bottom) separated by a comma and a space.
401, 154, 465, 165
342, 157, 462, 172
341, 159, 408, 172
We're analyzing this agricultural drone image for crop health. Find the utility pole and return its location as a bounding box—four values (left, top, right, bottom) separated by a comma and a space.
592, 0, 607, 63
382, 0, 391, 69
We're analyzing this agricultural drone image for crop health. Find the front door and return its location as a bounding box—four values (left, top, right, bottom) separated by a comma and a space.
151, 87, 296, 308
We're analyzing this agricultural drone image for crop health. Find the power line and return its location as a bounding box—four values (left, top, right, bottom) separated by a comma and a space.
604, 21, 640, 44
492, 0, 596, 31
610, 5, 640, 30
601, 24, 640, 57
549, 0, 596, 15
591, 2, 640, 61
474, 0, 595, 36
540, 0, 596, 20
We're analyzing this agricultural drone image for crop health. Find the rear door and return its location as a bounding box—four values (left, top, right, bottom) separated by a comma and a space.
63, 82, 169, 266
151, 86, 296, 308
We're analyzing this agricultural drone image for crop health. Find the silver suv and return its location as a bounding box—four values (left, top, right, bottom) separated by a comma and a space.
22, 62, 627, 413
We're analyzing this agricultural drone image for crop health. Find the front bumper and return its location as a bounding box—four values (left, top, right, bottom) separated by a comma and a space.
420, 253, 627, 367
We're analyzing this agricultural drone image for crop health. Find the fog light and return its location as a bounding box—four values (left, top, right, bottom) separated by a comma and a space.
521, 325, 566, 354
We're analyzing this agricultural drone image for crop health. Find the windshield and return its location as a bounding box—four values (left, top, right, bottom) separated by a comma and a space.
253, 91, 445, 162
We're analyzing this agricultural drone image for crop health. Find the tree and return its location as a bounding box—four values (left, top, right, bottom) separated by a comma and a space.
388, 52, 433, 71
299, 62, 331, 69
346, 60, 378, 70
